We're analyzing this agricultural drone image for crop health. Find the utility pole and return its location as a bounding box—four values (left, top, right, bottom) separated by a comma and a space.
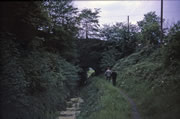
85, 21, 88, 39
127, 16, 129, 40
161, 0, 163, 44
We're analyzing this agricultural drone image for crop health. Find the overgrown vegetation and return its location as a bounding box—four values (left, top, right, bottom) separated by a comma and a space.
0, 1, 80, 119
79, 11, 180, 119
0, 1, 179, 119
77, 77, 131, 119
113, 29, 180, 119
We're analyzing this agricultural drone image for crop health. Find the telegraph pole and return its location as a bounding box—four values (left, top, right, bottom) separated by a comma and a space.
161, 0, 163, 44
85, 21, 88, 39
127, 16, 129, 40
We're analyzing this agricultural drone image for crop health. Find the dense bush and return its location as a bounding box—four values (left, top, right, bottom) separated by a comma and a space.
163, 22, 180, 67
0, 1, 81, 118
113, 42, 180, 119
0, 33, 79, 119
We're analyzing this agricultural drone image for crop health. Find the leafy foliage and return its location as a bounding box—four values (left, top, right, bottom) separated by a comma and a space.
113, 36, 180, 119
79, 8, 100, 39
163, 21, 180, 67
100, 22, 138, 57
0, 1, 80, 119
0, 33, 80, 119
42, 0, 80, 62
0, 2, 48, 41
137, 12, 161, 46
1, 1, 180, 119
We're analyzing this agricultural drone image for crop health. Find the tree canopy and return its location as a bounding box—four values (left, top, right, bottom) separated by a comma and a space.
78, 8, 100, 39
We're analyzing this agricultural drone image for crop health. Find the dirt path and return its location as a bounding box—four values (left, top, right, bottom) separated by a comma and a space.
58, 90, 140, 119
119, 90, 141, 119
58, 97, 84, 119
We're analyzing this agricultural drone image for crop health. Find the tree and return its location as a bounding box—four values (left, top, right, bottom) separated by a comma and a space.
42, 0, 80, 62
137, 12, 161, 46
43, 0, 79, 32
0, 2, 49, 42
165, 21, 180, 43
0, 1, 80, 119
100, 22, 138, 57
79, 8, 100, 39
164, 21, 180, 67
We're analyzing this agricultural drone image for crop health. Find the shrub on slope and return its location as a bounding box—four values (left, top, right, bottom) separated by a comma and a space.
113, 45, 180, 119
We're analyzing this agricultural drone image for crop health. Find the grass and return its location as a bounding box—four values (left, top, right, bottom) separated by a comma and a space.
77, 76, 131, 119
78, 47, 180, 119
113, 48, 180, 119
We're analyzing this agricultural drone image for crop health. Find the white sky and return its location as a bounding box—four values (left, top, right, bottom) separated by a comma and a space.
73, 1, 180, 27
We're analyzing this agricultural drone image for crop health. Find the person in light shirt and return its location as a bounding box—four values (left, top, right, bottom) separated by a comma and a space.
104, 67, 112, 81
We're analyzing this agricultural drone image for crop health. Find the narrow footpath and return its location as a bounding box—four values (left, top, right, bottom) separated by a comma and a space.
58, 88, 141, 119
58, 97, 84, 119
119, 90, 141, 119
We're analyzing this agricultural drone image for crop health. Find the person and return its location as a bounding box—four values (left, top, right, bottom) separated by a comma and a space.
111, 70, 117, 86
104, 67, 112, 81
87, 67, 95, 78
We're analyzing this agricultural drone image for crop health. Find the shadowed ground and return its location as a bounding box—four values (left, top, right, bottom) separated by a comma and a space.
59, 97, 84, 119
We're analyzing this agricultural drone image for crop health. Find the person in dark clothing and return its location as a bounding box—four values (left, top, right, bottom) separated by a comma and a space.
111, 71, 117, 86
